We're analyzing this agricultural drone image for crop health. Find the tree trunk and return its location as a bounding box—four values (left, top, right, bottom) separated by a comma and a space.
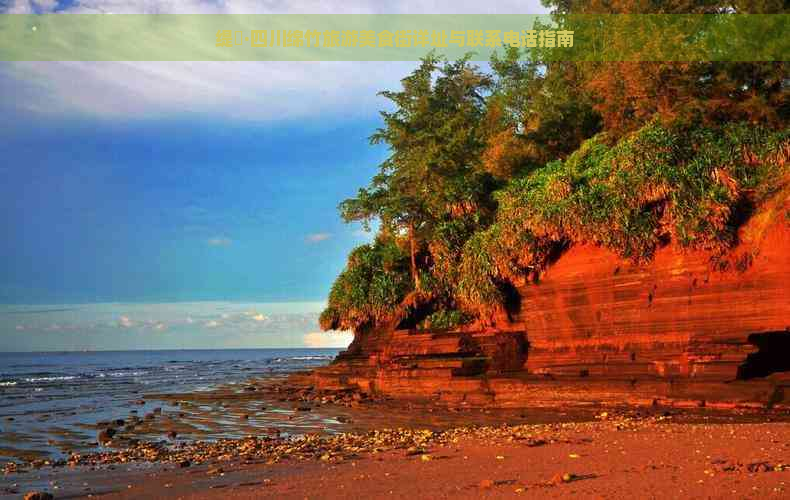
408, 221, 421, 291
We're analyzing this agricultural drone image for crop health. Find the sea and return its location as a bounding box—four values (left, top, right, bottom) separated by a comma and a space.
0, 349, 340, 462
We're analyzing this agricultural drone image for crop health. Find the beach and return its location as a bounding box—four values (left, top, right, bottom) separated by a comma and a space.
3, 371, 790, 499
82, 419, 790, 499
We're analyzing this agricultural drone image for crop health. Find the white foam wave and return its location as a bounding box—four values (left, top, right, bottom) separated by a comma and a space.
24, 376, 78, 383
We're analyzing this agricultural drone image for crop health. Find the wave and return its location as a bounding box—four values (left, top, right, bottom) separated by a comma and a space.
96, 371, 147, 378
271, 355, 333, 363
23, 375, 78, 383
0, 380, 17, 386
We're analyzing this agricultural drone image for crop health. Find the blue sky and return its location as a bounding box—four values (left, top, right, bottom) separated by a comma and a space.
1, 114, 384, 304
0, 0, 548, 350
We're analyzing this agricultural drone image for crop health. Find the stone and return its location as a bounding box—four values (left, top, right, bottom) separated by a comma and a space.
97, 428, 116, 443
23, 492, 53, 500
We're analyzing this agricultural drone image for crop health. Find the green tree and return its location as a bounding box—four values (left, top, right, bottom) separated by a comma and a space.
340, 54, 493, 292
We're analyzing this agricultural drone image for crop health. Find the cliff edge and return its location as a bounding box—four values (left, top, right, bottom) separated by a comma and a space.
313, 182, 790, 409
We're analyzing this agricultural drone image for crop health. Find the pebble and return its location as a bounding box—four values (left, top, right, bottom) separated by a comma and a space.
23, 492, 53, 500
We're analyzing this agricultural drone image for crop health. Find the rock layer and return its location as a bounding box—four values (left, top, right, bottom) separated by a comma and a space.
313, 191, 790, 408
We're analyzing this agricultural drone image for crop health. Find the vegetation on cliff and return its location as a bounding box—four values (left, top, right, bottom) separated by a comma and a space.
321, 1, 789, 334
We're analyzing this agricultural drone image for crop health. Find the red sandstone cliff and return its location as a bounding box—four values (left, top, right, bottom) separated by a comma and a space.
313, 186, 790, 409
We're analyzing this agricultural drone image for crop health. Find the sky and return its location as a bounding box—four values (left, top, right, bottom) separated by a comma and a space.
0, 0, 548, 351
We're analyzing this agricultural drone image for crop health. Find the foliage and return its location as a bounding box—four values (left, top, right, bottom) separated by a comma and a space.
319, 236, 413, 332
482, 47, 601, 178
542, 0, 789, 136
417, 309, 473, 331
456, 121, 790, 310
339, 54, 495, 290
321, 0, 790, 333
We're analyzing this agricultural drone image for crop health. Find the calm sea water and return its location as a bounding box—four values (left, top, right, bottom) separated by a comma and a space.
0, 349, 340, 462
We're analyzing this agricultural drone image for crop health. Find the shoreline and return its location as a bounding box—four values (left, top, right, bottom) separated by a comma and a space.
3, 375, 790, 498
4, 414, 790, 499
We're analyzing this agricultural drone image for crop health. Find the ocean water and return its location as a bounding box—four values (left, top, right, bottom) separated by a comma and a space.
0, 349, 340, 462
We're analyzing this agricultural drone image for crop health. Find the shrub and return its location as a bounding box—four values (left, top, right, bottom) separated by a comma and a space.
319, 237, 413, 332
417, 308, 473, 331
456, 121, 789, 312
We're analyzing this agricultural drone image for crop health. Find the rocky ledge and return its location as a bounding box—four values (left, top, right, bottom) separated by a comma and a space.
312, 186, 790, 409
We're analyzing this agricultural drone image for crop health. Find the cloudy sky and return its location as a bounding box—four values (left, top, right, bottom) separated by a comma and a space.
0, 0, 547, 350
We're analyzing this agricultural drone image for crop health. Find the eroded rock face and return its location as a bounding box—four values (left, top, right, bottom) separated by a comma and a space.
313, 194, 790, 408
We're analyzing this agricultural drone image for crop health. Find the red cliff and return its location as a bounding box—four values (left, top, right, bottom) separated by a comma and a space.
313, 187, 790, 409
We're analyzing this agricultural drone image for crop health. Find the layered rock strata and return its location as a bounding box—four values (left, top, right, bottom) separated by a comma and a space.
313, 191, 790, 409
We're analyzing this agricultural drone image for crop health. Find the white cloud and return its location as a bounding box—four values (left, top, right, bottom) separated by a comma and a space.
5, 60, 414, 121
5, 0, 546, 15
303, 330, 353, 348
0, 302, 331, 350
1, 0, 548, 121
306, 232, 332, 243
207, 236, 232, 247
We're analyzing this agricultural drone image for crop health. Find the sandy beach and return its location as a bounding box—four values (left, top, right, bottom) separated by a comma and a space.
104, 419, 790, 499
3, 378, 790, 499
4, 416, 790, 499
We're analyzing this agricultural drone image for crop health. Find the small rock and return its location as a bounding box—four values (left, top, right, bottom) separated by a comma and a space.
24, 492, 53, 500
167, 430, 178, 440
97, 428, 116, 443
479, 479, 494, 489
551, 473, 574, 484
178, 460, 191, 468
